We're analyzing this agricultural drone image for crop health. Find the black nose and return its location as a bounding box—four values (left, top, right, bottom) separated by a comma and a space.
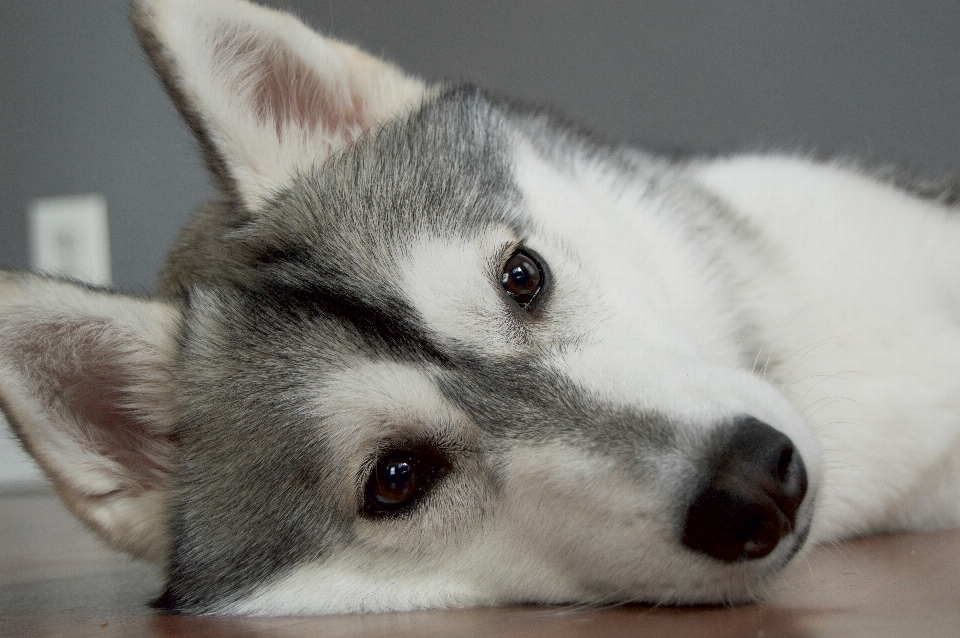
682, 417, 808, 562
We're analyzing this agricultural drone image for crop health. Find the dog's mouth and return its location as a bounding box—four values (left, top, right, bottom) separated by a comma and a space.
667, 506, 816, 607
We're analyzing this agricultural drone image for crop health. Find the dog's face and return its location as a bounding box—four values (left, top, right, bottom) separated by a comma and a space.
0, 0, 819, 615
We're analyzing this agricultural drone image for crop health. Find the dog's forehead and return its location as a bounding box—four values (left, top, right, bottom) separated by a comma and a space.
255, 89, 524, 261
219, 90, 562, 361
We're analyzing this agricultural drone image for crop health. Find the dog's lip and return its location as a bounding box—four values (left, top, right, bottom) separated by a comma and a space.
763, 494, 815, 574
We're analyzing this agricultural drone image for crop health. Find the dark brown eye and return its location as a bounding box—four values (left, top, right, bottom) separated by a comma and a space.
501, 250, 543, 307
364, 451, 449, 515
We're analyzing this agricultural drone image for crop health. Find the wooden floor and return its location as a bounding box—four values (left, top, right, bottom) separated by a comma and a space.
2, 487, 960, 638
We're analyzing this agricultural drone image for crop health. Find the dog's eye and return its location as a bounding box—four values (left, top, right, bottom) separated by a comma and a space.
501, 250, 544, 307
364, 452, 449, 515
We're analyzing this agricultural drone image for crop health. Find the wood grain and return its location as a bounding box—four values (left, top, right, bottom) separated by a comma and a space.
2, 488, 959, 637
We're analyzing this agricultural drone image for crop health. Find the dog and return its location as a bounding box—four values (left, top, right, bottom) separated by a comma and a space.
2, 0, 959, 616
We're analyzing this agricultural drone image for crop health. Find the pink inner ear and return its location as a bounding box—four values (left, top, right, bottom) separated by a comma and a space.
18, 321, 174, 494
214, 28, 369, 141
254, 47, 368, 139
63, 358, 173, 493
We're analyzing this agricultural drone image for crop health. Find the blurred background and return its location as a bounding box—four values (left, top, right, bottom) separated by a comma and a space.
1, 0, 959, 484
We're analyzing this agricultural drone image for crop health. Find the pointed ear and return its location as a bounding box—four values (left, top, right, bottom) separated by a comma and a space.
132, 0, 432, 210
0, 273, 181, 564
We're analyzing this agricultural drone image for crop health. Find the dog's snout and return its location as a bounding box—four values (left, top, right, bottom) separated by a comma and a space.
681, 417, 808, 563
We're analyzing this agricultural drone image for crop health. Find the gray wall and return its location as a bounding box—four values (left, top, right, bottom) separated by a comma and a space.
1, 0, 959, 291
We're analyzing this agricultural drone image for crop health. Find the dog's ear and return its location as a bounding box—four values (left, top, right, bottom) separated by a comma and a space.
132, 0, 432, 210
0, 273, 180, 564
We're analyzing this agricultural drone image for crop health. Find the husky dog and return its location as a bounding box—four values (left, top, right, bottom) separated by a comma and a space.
2, 0, 960, 616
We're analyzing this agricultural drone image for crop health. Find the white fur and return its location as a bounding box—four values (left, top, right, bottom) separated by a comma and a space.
691, 156, 960, 539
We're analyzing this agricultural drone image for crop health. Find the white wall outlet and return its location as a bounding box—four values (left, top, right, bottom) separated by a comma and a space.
29, 193, 112, 286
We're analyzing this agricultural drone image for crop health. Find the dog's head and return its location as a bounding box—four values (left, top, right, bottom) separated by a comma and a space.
0, 0, 819, 614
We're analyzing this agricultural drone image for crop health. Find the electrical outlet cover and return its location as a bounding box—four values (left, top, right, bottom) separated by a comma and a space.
28, 194, 112, 286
